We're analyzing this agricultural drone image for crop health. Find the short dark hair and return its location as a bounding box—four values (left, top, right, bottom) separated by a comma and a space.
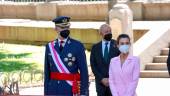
117, 34, 130, 44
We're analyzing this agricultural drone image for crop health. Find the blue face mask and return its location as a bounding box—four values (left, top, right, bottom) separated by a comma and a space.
119, 45, 130, 54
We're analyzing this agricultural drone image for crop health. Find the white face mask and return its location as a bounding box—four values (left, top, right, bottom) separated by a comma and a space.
119, 45, 130, 54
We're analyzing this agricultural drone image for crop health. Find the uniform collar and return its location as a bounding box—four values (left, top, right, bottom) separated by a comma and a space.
58, 37, 68, 43
102, 39, 111, 46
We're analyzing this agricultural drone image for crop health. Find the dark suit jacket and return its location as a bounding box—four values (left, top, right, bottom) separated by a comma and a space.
167, 49, 170, 75
90, 39, 120, 82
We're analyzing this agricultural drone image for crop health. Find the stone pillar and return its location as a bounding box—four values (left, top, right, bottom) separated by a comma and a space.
108, 0, 117, 12
109, 3, 133, 54
107, 0, 117, 23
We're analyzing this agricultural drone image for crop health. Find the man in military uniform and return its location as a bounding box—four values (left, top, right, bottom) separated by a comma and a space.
44, 16, 89, 96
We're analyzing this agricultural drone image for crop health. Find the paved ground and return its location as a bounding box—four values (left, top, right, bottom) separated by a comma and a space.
19, 78, 170, 96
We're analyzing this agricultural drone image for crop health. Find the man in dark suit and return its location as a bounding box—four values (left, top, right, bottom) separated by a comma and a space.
44, 16, 89, 96
90, 24, 120, 96
167, 48, 170, 76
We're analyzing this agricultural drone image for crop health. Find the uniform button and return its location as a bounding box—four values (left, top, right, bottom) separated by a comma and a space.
58, 81, 60, 84
48, 53, 52, 56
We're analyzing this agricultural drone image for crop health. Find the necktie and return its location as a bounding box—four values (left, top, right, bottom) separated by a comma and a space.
59, 41, 64, 51
104, 42, 109, 62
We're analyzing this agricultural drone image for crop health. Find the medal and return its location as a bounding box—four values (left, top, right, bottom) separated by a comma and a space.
68, 53, 72, 57
68, 62, 73, 66
64, 53, 76, 67
72, 57, 76, 61
64, 57, 69, 62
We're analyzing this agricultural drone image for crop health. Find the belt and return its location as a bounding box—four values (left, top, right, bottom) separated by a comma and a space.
50, 72, 80, 94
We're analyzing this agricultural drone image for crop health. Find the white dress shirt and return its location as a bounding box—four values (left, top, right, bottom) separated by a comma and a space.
58, 38, 68, 47
102, 40, 111, 57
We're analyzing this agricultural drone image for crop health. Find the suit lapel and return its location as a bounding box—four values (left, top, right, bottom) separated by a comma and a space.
122, 55, 132, 70
55, 37, 72, 55
54, 39, 61, 55
120, 55, 133, 85
61, 37, 71, 54
116, 56, 127, 85
115, 57, 125, 79
98, 41, 104, 63
108, 41, 117, 61
109, 41, 113, 60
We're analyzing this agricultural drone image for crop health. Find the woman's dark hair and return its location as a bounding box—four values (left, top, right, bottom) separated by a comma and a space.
117, 34, 130, 44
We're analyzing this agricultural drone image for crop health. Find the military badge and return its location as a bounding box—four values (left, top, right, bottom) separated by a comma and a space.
48, 53, 52, 56
68, 40, 71, 44
64, 58, 68, 62
72, 57, 76, 61
68, 62, 73, 66
68, 53, 72, 57
62, 19, 68, 24
63, 53, 76, 67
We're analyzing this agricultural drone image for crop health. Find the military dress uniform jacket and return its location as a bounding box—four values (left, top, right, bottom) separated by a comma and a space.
44, 37, 89, 96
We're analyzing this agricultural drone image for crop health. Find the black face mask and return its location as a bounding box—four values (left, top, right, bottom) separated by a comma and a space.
60, 30, 70, 38
104, 33, 112, 41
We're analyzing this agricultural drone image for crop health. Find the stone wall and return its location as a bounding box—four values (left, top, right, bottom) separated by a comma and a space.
1, 2, 170, 21
143, 3, 170, 20
57, 3, 108, 21
0, 2, 108, 21
0, 4, 36, 19
0, 24, 145, 50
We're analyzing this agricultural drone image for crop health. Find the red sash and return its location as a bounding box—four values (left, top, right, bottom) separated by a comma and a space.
50, 72, 80, 94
